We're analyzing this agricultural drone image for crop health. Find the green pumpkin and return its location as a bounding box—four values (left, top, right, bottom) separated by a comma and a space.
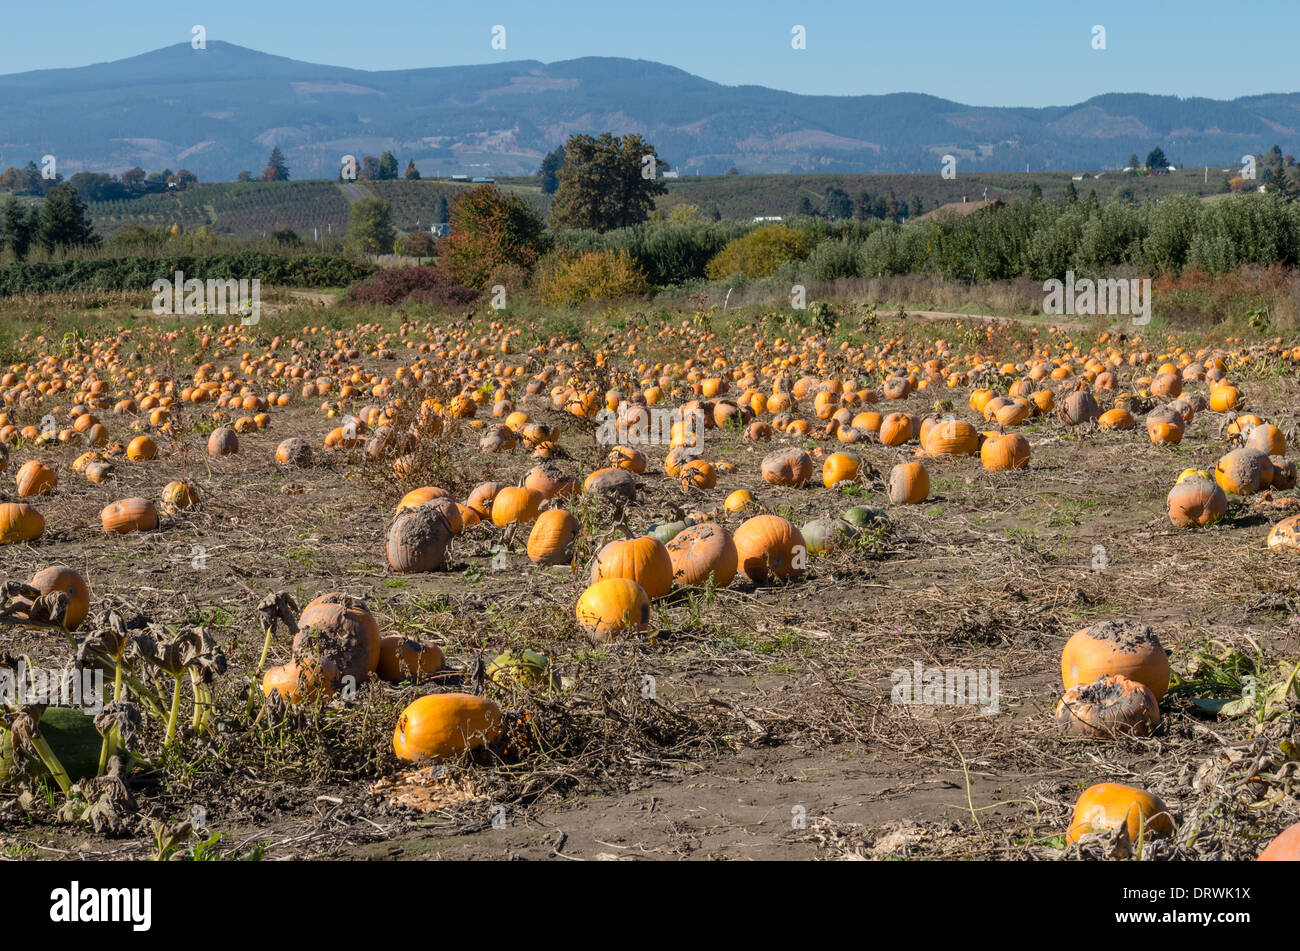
648, 519, 692, 545
802, 517, 859, 555
487, 651, 560, 689
1, 707, 104, 785
841, 505, 889, 530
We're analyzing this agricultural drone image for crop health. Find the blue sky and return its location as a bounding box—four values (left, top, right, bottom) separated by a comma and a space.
0, 0, 1289, 106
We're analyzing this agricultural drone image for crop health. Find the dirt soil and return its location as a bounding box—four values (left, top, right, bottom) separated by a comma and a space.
1, 308, 1298, 861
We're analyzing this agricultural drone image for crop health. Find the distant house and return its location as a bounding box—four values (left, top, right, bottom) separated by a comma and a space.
430, 224, 451, 237
1071, 173, 1092, 181
471, 176, 495, 183
753, 215, 783, 223
661, 170, 679, 179
450, 174, 469, 181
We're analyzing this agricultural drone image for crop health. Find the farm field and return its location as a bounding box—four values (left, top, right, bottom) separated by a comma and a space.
65, 169, 1229, 241
0, 296, 1298, 863
80, 180, 547, 239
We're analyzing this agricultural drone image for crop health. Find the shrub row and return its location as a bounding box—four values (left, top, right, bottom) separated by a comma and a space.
0, 252, 376, 297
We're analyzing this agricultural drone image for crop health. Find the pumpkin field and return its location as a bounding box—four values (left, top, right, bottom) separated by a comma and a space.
1, 297, 1299, 863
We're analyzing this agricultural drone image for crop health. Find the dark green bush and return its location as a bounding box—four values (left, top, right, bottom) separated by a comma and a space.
0, 252, 375, 297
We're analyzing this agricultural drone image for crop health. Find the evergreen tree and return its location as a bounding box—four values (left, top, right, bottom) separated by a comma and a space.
37, 183, 99, 252
1064, 180, 1079, 204
1, 197, 36, 260
1145, 147, 1169, 170
377, 151, 400, 181
1271, 166, 1296, 201
433, 195, 449, 224
404, 159, 421, 180
538, 146, 566, 195
266, 147, 290, 181
1029, 182, 1043, 201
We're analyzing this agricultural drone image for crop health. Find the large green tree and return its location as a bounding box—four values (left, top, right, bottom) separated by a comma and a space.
1145, 147, 1169, 170
824, 186, 852, 220
550, 133, 668, 232
439, 185, 548, 287
344, 197, 395, 254
404, 159, 421, 181
377, 151, 400, 181
37, 183, 99, 252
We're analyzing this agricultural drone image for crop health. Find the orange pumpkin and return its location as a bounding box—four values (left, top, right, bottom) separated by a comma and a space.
1098, 408, 1135, 430
376, 635, 444, 683
491, 486, 543, 527
1066, 783, 1174, 844
466, 482, 506, 518
295, 593, 382, 682
1166, 477, 1226, 528
980, 433, 1030, 472
732, 514, 806, 583
398, 486, 454, 512
28, 565, 91, 630
921, 418, 978, 456
822, 452, 861, 488
393, 693, 503, 762
526, 509, 580, 565
524, 463, 577, 500
1215, 447, 1268, 495
608, 446, 647, 473
665, 523, 738, 588
878, 412, 913, 446
1061, 619, 1170, 700
591, 535, 674, 599
207, 426, 239, 456
100, 498, 158, 534
887, 461, 929, 504
127, 435, 158, 461
15, 460, 56, 497
575, 578, 652, 640
1258, 821, 1300, 861
261, 657, 340, 704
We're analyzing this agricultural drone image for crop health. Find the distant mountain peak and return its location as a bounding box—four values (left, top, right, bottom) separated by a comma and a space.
1, 44, 1297, 179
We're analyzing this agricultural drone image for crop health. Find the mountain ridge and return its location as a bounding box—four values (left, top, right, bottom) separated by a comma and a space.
2, 41, 1298, 180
